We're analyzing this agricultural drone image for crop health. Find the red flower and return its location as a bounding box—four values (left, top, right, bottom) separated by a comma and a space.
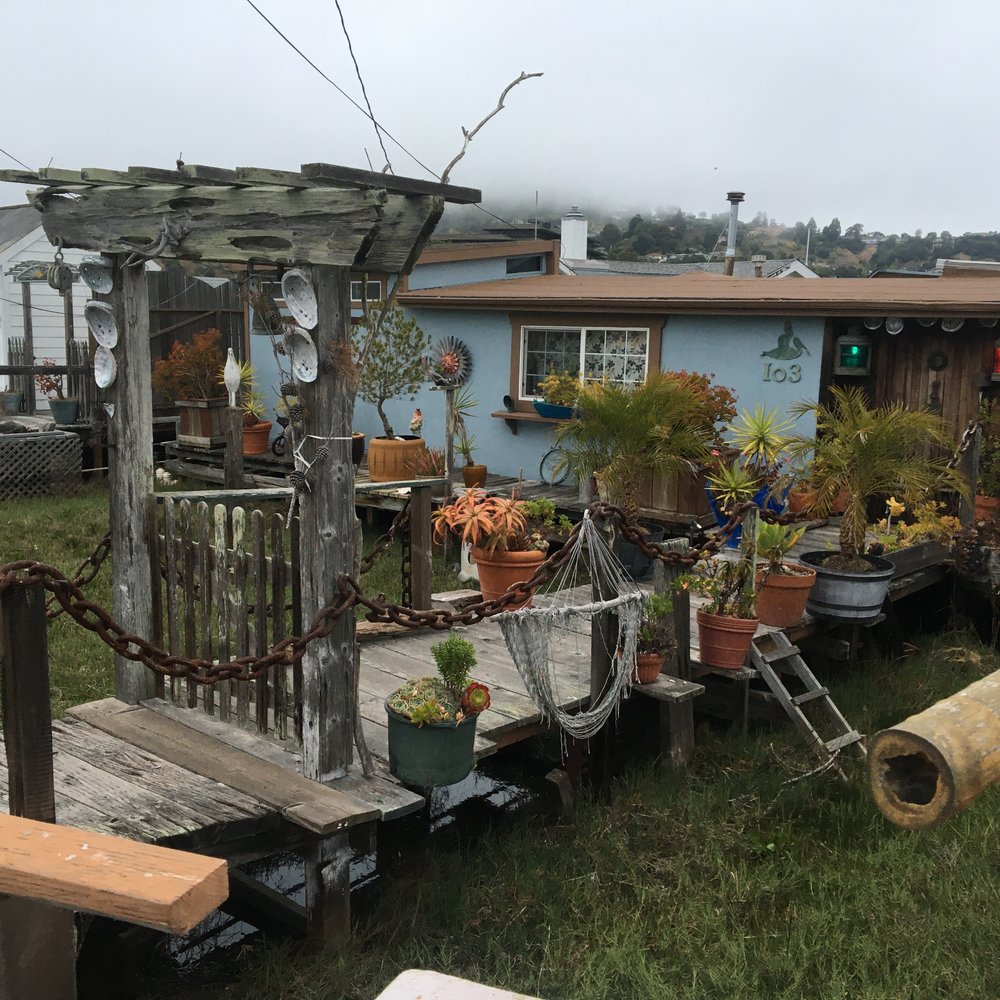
461, 681, 491, 715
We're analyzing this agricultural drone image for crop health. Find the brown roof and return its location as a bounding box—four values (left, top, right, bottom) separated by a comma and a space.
397, 271, 1000, 317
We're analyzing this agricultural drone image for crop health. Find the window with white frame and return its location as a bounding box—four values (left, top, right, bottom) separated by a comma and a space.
520, 326, 649, 398
350, 279, 382, 303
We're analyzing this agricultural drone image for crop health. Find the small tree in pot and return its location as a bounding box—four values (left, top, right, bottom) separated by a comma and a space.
353, 305, 430, 481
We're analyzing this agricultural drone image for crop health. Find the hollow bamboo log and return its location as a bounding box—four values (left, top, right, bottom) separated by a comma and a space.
869, 668, 1000, 829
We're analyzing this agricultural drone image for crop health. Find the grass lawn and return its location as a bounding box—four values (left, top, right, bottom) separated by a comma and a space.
149, 632, 1000, 1000
0, 484, 461, 719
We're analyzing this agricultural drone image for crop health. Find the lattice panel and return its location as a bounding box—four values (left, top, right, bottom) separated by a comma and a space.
0, 431, 82, 500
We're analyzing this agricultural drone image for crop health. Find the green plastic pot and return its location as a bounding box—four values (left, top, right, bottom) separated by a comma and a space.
385, 702, 479, 788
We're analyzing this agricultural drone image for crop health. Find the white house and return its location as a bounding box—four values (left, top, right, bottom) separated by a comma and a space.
0, 204, 91, 413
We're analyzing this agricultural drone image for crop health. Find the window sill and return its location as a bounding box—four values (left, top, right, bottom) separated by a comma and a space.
490, 410, 571, 435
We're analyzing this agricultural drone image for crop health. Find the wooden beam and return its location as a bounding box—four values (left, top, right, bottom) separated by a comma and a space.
300, 162, 481, 204
0, 583, 56, 823
0, 812, 228, 934
107, 256, 157, 703
67, 700, 379, 835
20, 283, 35, 415
304, 832, 351, 946
298, 265, 355, 782
223, 407, 244, 490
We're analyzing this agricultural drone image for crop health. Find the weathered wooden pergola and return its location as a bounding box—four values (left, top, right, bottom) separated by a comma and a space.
0, 164, 480, 943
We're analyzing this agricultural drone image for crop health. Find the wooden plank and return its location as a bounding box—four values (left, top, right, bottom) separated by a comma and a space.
304, 832, 350, 943
271, 512, 287, 739
214, 505, 231, 723
108, 256, 157, 703
290, 516, 303, 740
224, 866, 307, 937
149, 499, 165, 700
0, 812, 228, 934
68, 700, 379, 835
180, 499, 198, 709
298, 265, 354, 781
253, 510, 269, 734
198, 502, 215, 716
141, 699, 424, 820
631, 675, 704, 704
164, 498, 181, 703
301, 162, 480, 203
233, 507, 250, 727
409, 484, 433, 610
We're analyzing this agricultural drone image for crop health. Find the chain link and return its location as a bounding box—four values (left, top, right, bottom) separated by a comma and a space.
46, 530, 112, 619
1, 502, 812, 687
358, 501, 411, 575
946, 419, 981, 471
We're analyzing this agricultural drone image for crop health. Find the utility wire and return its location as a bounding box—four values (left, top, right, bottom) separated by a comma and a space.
0, 145, 31, 171
333, 0, 392, 174
244, 0, 436, 178
0, 295, 66, 316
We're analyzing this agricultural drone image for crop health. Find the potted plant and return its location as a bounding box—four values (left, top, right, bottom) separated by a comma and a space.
353, 305, 430, 482
152, 329, 228, 446
1, 381, 23, 416
218, 357, 273, 455
787, 386, 970, 624
553, 371, 716, 513
34, 358, 79, 424
455, 387, 487, 488
405, 446, 447, 494
705, 405, 793, 544
681, 515, 759, 669
432, 490, 568, 607
975, 397, 1000, 520
635, 592, 677, 683
754, 520, 816, 628
533, 369, 580, 419
384, 632, 491, 787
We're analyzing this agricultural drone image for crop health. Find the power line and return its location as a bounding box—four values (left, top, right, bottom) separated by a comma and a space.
0, 145, 31, 171
0, 295, 67, 316
333, 0, 392, 174
244, 0, 436, 179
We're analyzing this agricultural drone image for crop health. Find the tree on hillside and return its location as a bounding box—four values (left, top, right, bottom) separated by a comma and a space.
822, 217, 842, 243
599, 223, 622, 250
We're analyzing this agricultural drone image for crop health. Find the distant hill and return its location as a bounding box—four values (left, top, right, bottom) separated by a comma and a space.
441, 202, 1000, 276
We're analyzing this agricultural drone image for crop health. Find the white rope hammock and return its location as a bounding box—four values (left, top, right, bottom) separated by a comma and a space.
497, 510, 645, 745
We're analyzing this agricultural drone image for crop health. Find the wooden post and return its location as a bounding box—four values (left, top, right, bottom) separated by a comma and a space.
298, 264, 354, 782
443, 386, 455, 499
0, 581, 77, 999
304, 833, 351, 944
61, 280, 75, 401
224, 406, 244, 490
20, 283, 35, 415
409, 483, 433, 610
107, 256, 157, 703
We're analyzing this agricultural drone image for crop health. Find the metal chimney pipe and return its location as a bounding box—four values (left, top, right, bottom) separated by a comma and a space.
724, 191, 745, 276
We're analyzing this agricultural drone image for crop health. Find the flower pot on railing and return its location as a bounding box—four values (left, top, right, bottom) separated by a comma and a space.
242, 420, 272, 455
1, 391, 23, 415
48, 398, 79, 425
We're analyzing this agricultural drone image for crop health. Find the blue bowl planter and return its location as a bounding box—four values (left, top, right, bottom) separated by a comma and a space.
532, 401, 575, 420
705, 483, 788, 548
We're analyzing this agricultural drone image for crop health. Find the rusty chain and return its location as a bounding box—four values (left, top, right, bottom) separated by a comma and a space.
359, 501, 411, 575
946, 419, 981, 471
45, 530, 112, 619
0, 501, 810, 687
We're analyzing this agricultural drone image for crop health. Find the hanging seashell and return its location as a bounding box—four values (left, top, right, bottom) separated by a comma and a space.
281, 269, 319, 330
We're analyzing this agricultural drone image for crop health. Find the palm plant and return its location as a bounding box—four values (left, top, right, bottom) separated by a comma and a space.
552, 373, 715, 511
788, 386, 969, 561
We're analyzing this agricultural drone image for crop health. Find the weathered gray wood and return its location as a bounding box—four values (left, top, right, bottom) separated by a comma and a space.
214, 505, 231, 723
68, 700, 379, 835
198, 502, 215, 716
108, 256, 156, 703
224, 866, 308, 938
304, 832, 351, 946
298, 265, 354, 782
253, 510, 269, 734
409, 484, 433, 611
224, 407, 244, 490
20, 283, 35, 415
300, 162, 480, 204
33, 183, 447, 271
271, 513, 287, 740
180, 500, 198, 709
443, 386, 456, 500
148, 502, 165, 700
290, 516, 303, 739
232, 508, 250, 727
0, 583, 56, 823
164, 498, 181, 703
961, 426, 981, 527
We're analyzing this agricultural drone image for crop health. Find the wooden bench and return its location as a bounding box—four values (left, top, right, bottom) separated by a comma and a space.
631, 674, 704, 766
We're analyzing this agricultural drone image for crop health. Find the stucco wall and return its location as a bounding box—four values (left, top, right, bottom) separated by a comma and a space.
661, 315, 824, 439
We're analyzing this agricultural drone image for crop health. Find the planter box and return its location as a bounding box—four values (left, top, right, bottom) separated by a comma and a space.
883, 540, 949, 579
176, 398, 227, 448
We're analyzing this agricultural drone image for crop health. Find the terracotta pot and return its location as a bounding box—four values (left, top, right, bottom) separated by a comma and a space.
462, 463, 488, 488
975, 495, 1000, 521
242, 420, 272, 455
634, 651, 665, 684
786, 488, 818, 515
696, 608, 758, 669
367, 436, 425, 482
472, 546, 546, 608
754, 564, 817, 628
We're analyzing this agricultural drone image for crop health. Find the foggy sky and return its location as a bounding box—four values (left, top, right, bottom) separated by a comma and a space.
1, 1, 995, 236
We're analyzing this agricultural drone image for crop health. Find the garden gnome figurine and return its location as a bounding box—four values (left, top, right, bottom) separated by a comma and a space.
409, 408, 423, 436
223, 348, 241, 407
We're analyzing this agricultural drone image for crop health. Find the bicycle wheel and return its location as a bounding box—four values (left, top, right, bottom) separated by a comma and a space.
271, 433, 286, 457
539, 447, 569, 486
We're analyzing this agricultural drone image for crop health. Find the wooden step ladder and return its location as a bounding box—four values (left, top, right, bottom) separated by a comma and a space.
749, 632, 865, 778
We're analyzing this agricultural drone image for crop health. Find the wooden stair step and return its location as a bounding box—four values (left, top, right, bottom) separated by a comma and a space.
631, 674, 704, 704
755, 644, 802, 663
791, 687, 830, 706
824, 731, 863, 753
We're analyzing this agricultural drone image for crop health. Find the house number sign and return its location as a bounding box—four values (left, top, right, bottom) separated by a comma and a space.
761, 322, 808, 384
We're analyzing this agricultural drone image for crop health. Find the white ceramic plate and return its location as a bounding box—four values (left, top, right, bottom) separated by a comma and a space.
94, 345, 117, 389
281, 269, 318, 330
885, 317, 904, 335
862, 317, 883, 330
941, 318, 965, 333
85, 301, 119, 349
284, 326, 318, 383
79, 257, 114, 294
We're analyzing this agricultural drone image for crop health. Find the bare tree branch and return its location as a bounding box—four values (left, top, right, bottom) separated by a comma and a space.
440, 70, 544, 184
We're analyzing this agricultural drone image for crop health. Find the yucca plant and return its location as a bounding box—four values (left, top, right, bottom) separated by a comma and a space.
788, 386, 970, 562
552, 373, 715, 511
729, 404, 793, 478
